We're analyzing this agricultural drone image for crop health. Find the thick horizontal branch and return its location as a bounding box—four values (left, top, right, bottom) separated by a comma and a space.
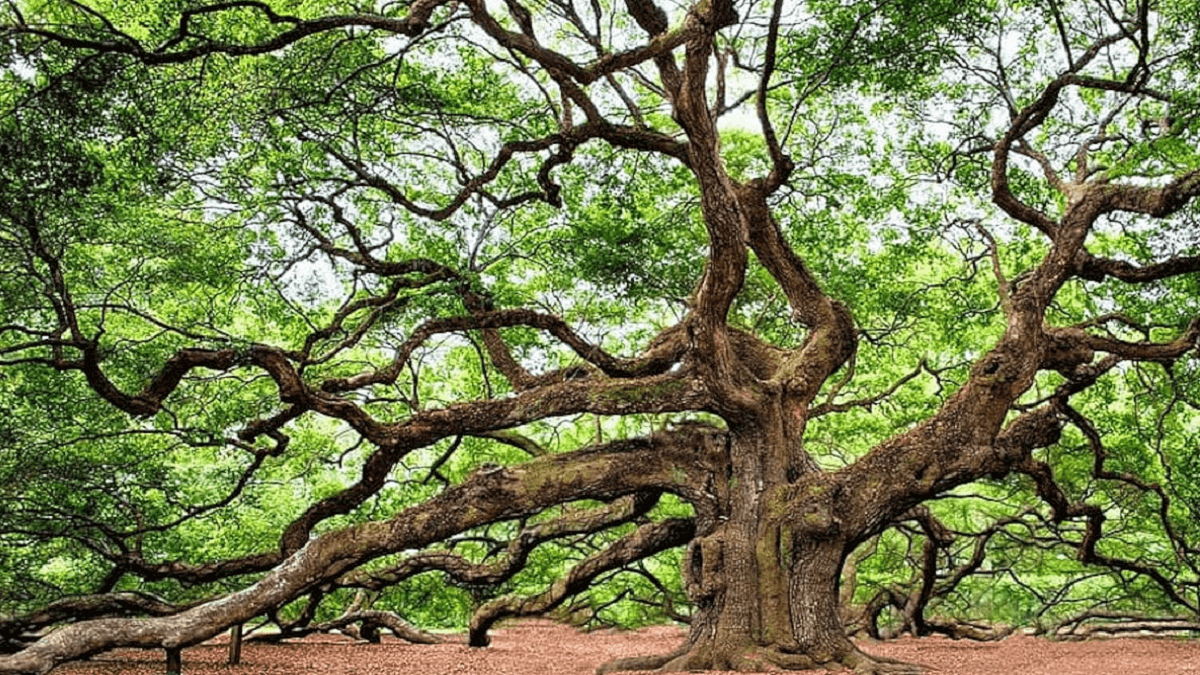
110, 551, 283, 588
64, 347, 239, 418
1093, 170, 1200, 217
1076, 251, 1200, 283
1074, 319, 1199, 362
0, 593, 182, 646
0, 427, 724, 673
339, 492, 661, 590
364, 372, 711, 450
845, 401, 1066, 539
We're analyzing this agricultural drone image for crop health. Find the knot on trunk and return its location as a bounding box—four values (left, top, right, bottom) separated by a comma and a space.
685, 534, 725, 601
786, 482, 843, 540
789, 502, 841, 539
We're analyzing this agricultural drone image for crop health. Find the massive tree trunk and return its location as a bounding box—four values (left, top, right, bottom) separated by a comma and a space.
598, 404, 914, 672
597, 394, 1065, 672
600, 474, 908, 673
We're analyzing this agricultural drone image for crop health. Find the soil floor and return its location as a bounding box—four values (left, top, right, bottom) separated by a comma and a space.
57, 620, 1200, 675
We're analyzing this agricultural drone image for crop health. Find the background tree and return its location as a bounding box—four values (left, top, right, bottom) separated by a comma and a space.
1, 0, 1199, 673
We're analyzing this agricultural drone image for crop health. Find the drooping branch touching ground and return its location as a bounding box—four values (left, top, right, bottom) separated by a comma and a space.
0, 593, 183, 653
1049, 611, 1200, 640
0, 428, 724, 674
250, 610, 443, 645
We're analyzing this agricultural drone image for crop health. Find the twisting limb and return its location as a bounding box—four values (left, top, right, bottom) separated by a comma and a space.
1070, 318, 1199, 364
0, 593, 184, 650
6, 0, 453, 62
1075, 251, 1200, 283
0, 427, 726, 674
990, 30, 1135, 238
338, 493, 662, 591
467, 518, 696, 646
1059, 404, 1199, 614
321, 309, 688, 394
754, 0, 791, 190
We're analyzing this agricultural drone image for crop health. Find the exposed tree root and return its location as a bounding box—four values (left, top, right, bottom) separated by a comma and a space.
596, 642, 926, 674
842, 648, 927, 674
595, 643, 690, 674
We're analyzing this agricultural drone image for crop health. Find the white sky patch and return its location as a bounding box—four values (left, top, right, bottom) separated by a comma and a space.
717, 104, 761, 133
8, 58, 36, 80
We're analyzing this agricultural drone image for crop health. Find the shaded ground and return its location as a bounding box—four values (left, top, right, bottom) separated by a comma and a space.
57, 620, 1200, 675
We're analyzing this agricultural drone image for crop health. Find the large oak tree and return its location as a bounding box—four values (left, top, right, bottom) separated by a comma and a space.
2, 0, 1200, 672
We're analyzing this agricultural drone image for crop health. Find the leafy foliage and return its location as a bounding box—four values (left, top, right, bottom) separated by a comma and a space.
1, 0, 1199, 672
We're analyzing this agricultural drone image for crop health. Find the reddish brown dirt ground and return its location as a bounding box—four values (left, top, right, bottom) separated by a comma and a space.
56, 620, 1200, 675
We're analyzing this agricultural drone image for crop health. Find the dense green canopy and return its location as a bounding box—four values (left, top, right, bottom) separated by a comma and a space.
1, 0, 1199, 672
